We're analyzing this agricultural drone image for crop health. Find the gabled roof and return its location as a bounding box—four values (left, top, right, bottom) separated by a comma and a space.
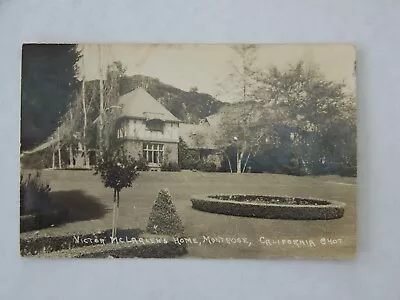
205, 113, 222, 128
118, 87, 181, 123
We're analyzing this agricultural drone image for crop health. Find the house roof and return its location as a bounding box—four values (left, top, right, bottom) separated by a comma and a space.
205, 113, 222, 128
179, 123, 218, 150
118, 87, 181, 123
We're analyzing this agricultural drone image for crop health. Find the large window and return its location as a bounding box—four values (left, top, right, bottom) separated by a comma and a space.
143, 143, 164, 164
145, 119, 164, 132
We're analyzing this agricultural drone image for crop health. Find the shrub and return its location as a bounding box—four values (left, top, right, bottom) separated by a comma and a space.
338, 166, 357, 177
146, 189, 184, 235
20, 171, 52, 215
20, 229, 137, 256
178, 137, 199, 169
136, 156, 150, 171
161, 162, 181, 172
196, 161, 217, 172
20, 149, 53, 169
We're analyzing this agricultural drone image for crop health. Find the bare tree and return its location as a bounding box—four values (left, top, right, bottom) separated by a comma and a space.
216, 45, 267, 173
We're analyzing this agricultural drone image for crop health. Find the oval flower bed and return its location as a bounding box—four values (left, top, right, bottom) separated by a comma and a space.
191, 194, 345, 220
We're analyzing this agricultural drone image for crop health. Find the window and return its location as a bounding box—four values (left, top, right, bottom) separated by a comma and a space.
143, 143, 164, 164
116, 121, 127, 139
145, 119, 164, 132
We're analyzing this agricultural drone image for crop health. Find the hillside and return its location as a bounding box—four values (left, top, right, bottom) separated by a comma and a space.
118, 75, 225, 123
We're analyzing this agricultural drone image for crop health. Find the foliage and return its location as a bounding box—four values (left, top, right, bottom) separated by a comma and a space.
21, 44, 81, 151
255, 61, 357, 175
189, 86, 198, 93
136, 156, 150, 171
21, 231, 113, 255
20, 171, 52, 215
215, 59, 356, 176
257, 61, 348, 129
196, 161, 217, 172
217, 146, 236, 173
49, 59, 126, 159
215, 102, 276, 173
20, 149, 53, 169
94, 147, 140, 192
177, 137, 199, 169
215, 45, 275, 173
146, 189, 185, 235
94, 146, 141, 238
101, 61, 127, 150
178, 138, 218, 172
20, 230, 187, 258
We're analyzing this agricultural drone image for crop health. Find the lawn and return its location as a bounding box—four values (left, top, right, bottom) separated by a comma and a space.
20, 169, 356, 259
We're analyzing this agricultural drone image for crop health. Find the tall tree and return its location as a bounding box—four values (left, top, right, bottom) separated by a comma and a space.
60, 60, 127, 156
255, 61, 355, 174
216, 45, 271, 173
21, 44, 82, 151
214, 102, 276, 173
101, 61, 126, 150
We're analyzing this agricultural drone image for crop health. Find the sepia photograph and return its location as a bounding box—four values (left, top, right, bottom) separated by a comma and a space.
20, 43, 357, 259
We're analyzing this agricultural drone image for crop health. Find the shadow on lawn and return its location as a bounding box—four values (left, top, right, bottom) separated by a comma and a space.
51, 190, 108, 223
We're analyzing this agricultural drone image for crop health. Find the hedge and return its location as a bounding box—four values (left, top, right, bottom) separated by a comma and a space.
20, 230, 116, 256
161, 162, 181, 172
191, 195, 345, 220
21, 232, 187, 258
29, 238, 187, 259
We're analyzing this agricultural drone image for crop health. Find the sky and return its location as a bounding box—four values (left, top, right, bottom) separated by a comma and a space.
78, 44, 356, 103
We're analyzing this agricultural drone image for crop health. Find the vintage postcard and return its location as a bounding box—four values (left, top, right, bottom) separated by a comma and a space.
20, 43, 357, 259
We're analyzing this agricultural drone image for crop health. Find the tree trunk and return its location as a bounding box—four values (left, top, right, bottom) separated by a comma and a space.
236, 151, 242, 174
224, 153, 233, 173
69, 146, 73, 168
57, 127, 62, 169
69, 107, 74, 168
242, 152, 251, 173
98, 45, 104, 154
81, 80, 89, 167
115, 190, 120, 236
112, 189, 117, 239
52, 151, 55, 169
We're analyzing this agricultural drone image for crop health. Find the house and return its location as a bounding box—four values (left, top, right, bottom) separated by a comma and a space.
21, 87, 222, 171
115, 88, 181, 170
116, 88, 225, 170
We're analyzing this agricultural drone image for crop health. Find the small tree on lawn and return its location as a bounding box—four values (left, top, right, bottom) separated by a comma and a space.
94, 146, 139, 238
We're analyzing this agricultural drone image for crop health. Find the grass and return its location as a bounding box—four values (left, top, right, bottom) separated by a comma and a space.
20, 169, 356, 259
